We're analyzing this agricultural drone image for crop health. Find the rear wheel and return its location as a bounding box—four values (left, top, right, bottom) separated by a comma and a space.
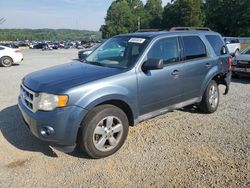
78, 104, 129, 159
199, 80, 220, 113
0, 56, 13, 67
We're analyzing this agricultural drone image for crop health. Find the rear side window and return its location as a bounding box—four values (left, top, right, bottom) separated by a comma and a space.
182, 36, 207, 60
206, 35, 225, 56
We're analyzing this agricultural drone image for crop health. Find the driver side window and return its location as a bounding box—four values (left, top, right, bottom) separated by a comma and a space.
148, 37, 180, 64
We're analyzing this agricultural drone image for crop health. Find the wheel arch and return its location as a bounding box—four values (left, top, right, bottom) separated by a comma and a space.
97, 99, 135, 126
200, 71, 225, 97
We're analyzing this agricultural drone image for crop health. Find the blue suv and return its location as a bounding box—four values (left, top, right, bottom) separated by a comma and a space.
19, 30, 231, 158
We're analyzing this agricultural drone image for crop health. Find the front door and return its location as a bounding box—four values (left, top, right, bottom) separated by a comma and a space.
137, 37, 184, 115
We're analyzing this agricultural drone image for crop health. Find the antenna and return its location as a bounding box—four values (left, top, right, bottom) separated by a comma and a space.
0, 17, 6, 25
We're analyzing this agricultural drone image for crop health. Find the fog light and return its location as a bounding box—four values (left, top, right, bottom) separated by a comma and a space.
40, 126, 55, 137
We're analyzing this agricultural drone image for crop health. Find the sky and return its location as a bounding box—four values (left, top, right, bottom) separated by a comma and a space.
0, 0, 171, 31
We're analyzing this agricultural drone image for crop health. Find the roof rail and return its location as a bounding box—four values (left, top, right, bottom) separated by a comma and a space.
170, 27, 212, 31
136, 29, 165, 32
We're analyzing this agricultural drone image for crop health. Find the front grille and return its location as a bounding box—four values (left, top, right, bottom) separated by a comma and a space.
20, 84, 38, 113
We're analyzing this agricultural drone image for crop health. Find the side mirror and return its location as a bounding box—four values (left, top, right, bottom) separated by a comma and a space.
221, 46, 227, 55
142, 59, 164, 71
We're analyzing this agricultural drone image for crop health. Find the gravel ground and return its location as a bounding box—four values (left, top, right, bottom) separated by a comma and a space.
0, 49, 249, 188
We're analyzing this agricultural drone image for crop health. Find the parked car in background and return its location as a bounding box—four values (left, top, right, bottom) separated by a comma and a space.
33, 43, 46, 49
0, 45, 23, 67
78, 43, 101, 59
0, 43, 19, 49
232, 47, 250, 77
52, 43, 59, 50
224, 37, 241, 56
19, 29, 231, 158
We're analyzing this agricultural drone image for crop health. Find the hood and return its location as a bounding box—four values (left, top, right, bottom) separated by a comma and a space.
23, 62, 124, 93
234, 54, 250, 62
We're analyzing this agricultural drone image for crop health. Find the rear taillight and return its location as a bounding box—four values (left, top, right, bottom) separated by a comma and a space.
228, 56, 232, 71
15, 49, 21, 53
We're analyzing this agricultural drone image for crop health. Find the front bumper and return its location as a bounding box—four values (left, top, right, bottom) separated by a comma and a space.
232, 66, 250, 74
13, 53, 23, 63
18, 96, 88, 146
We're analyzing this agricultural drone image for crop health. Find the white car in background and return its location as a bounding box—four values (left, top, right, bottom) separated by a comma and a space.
0, 45, 23, 67
224, 37, 241, 56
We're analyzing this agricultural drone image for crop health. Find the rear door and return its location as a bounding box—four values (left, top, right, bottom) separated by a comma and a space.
179, 35, 214, 100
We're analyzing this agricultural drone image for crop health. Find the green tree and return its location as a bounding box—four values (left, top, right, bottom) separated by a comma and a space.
143, 0, 163, 29
0, 29, 101, 41
101, 0, 144, 37
162, 0, 204, 29
205, 0, 250, 36
127, 0, 145, 30
103, 0, 134, 38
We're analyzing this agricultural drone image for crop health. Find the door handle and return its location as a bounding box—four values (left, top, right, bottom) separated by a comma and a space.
205, 63, 212, 68
171, 70, 180, 76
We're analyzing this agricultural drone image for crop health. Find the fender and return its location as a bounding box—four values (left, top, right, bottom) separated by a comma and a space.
73, 84, 139, 120
199, 65, 221, 97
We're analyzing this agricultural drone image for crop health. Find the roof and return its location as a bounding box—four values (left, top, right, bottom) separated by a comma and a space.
116, 30, 218, 39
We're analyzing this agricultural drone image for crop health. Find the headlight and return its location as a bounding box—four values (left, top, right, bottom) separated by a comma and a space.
38, 93, 68, 111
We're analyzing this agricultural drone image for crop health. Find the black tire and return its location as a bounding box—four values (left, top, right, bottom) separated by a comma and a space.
232, 72, 239, 78
199, 80, 220, 113
0, 56, 13, 67
78, 104, 129, 159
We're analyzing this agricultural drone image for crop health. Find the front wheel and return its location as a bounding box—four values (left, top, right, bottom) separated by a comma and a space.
78, 104, 129, 159
199, 80, 220, 113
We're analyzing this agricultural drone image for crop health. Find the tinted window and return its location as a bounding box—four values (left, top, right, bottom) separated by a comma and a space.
231, 39, 239, 43
0, 47, 4, 50
224, 38, 240, 44
206, 35, 225, 56
182, 36, 207, 60
148, 37, 180, 64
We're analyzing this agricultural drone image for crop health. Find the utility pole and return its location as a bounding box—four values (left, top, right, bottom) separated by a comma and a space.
137, 16, 141, 31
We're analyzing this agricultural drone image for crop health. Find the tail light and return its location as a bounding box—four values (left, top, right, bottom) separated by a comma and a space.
15, 49, 21, 53
228, 56, 232, 71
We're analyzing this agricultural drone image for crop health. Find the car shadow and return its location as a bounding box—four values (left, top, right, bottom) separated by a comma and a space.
69, 145, 93, 159
0, 105, 58, 157
178, 105, 201, 114
12, 63, 20, 66
231, 77, 250, 84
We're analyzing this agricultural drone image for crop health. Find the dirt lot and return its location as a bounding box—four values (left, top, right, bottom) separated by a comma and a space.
0, 49, 249, 188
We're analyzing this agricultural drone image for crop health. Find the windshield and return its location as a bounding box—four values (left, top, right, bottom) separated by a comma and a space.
85, 36, 148, 69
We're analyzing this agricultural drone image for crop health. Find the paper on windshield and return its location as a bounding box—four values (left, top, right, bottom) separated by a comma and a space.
128, 38, 146, 44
